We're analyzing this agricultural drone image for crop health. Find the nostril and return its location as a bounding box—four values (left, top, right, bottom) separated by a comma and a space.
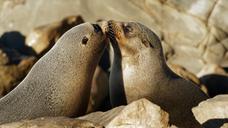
92, 24, 102, 33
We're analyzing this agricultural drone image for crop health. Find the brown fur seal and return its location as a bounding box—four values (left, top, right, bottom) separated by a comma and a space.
105, 20, 208, 128
0, 22, 106, 124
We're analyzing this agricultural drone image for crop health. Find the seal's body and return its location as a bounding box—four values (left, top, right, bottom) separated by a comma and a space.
0, 23, 106, 124
106, 21, 208, 128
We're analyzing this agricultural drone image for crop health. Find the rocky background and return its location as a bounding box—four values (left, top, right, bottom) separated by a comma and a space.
0, 0, 228, 128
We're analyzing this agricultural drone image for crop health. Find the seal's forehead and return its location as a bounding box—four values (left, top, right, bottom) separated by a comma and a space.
77, 22, 94, 31
135, 23, 150, 32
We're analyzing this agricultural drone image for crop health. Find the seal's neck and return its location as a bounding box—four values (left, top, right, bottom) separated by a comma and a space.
139, 48, 178, 80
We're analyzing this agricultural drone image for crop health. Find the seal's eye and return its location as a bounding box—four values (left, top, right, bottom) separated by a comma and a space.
123, 25, 133, 34
92, 24, 102, 33
82, 36, 88, 45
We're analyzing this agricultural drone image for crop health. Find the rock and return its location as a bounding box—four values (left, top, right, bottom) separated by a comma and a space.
200, 74, 228, 97
203, 43, 226, 64
0, 0, 82, 36
197, 64, 228, 77
80, 98, 171, 128
222, 52, 228, 67
0, 0, 161, 37
166, 0, 217, 21
221, 123, 228, 128
209, 0, 228, 33
192, 95, 228, 127
168, 54, 205, 74
26, 15, 84, 55
168, 63, 200, 85
162, 5, 208, 47
221, 38, 228, 50
0, 117, 103, 128
161, 41, 175, 60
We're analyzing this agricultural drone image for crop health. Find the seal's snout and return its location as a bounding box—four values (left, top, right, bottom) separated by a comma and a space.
107, 21, 115, 40
92, 24, 102, 33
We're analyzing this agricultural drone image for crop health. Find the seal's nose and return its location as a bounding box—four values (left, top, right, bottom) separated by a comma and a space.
92, 24, 102, 33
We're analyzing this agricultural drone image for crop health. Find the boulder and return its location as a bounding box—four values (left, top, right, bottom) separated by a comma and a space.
0, 117, 103, 128
192, 95, 228, 128
80, 98, 171, 128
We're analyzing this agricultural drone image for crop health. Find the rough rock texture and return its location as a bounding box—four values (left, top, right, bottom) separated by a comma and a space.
0, 0, 227, 74
197, 64, 228, 77
192, 95, 228, 128
80, 98, 170, 128
0, 117, 104, 128
221, 123, 228, 128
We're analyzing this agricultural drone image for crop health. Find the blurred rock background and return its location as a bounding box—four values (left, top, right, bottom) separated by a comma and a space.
0, 0, 227, 97
0, 0, 228, 127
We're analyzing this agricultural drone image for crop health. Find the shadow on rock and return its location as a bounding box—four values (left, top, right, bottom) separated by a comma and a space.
200, 74, 228, 97
203, 118, 228, 128
0, 31, 36, 64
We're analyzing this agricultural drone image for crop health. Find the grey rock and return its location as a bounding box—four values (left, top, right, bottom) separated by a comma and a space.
203, 43, 226, 64
221, 38, 228, 50
80, 98, 170, 128
168, 54, 205, 74
221, 123, 228, 128
192, 95, 228, 127
162, 5, 208, 47
209, 0, 228, 33
197, 64, 228, 77
0, 117, 103, 128
221, 52, 228, 67
166, 0, 216, 21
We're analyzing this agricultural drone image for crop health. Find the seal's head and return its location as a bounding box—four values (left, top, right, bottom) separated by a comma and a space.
59, 22, 107, 59
106, 20, 163, 58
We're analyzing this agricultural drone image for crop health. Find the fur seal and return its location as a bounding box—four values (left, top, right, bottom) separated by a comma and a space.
0, 22, 106, 124
106, 20, 208, 128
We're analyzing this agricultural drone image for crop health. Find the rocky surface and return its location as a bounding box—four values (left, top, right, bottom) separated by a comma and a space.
80, 98, 171, 128
0, 99, 172, 128
192, 95, 228, 128
197, 64, 228, 77
0, 117, 104, 128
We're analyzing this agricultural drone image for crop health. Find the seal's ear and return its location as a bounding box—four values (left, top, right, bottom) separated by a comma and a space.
82, 36, 88, 45
142, 39, 154, 48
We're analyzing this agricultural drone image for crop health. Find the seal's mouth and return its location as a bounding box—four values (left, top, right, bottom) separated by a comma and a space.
107, 21, 117, 45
